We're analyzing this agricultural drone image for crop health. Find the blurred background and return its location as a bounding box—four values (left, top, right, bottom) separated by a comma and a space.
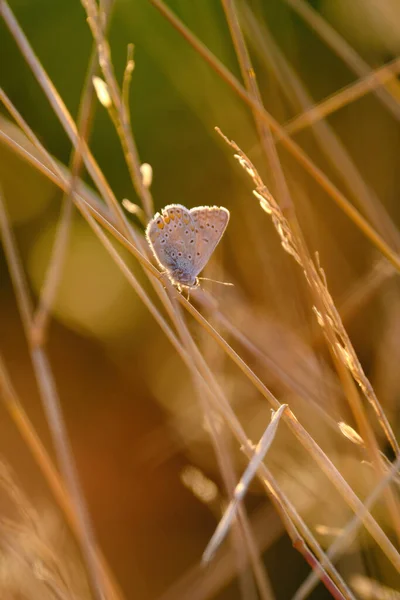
1, 0, 400, 598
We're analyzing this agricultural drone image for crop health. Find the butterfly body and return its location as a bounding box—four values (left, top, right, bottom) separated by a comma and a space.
146, 204, 230, 288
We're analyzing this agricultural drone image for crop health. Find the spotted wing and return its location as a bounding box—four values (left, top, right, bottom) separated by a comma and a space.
145, 204, 196, 273
190, 206, 230, 274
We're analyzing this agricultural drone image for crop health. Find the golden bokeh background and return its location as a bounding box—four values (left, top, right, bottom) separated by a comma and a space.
1, 1, 400, 598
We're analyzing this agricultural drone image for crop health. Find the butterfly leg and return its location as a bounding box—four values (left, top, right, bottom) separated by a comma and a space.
158, 271, 169, 289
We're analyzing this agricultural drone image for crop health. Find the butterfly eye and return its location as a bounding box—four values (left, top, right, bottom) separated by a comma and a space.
178, 252, 182, 257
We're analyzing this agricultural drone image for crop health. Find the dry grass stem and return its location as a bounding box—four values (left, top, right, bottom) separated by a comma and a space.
202, 404, 287, 564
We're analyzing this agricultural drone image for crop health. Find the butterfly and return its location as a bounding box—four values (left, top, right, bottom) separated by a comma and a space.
146, 204, 230, 289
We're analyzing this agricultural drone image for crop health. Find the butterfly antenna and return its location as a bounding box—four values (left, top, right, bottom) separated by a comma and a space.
198, 277, 234, 287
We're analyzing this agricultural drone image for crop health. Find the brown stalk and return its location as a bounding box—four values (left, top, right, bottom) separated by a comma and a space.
218, 10, 382, 589
258, 470, 351, 600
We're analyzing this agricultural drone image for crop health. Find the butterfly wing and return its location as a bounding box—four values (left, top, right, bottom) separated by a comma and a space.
190, 206, 230, 274
146, 204, 197, 285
